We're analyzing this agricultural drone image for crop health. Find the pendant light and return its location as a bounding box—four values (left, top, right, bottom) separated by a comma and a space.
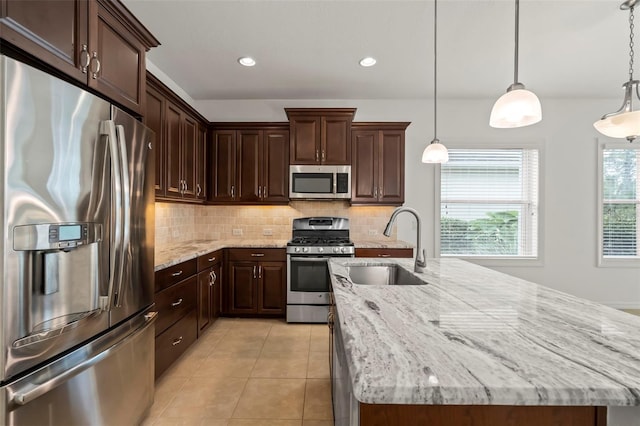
489, 0, 542, 128
594, 0, 640, 142
422, 0, 448, 164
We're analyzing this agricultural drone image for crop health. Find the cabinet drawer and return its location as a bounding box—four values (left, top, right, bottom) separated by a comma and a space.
355, 248, 413, 258
227, 248, 286, 262
155, 276, 197, 336
154, 310, 197, 378
155, 259, 197, 292
197, 250, 223, 271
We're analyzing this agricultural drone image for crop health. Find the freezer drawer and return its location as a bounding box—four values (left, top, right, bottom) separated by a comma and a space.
1, 310, 156, 426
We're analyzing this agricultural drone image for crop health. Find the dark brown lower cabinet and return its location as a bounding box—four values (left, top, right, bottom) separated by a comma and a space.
197, 250, 223, 335
154, 310, 197, 378
224, 249, 286, 316
359, 404, 607, 426
355, 248, 413, 258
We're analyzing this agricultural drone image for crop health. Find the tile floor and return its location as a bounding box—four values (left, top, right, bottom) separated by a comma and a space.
142, 318, 333, 426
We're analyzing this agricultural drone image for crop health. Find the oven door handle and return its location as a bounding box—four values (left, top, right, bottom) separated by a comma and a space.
288, 257, 331, 262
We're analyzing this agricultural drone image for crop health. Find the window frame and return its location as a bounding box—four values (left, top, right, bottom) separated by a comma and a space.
434, 140, 545, 267
597, 140, 640, 268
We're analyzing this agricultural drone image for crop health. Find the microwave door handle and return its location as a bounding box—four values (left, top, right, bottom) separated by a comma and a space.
114, 125, 131, 308
99, 120, 122, 310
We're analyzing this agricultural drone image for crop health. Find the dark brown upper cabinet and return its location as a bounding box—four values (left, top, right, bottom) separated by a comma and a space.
0, 0, 159, 115
209, 124, 289, 205
285, 108, 355, 165
351, 122, 409, 206
146, 72, 208, 203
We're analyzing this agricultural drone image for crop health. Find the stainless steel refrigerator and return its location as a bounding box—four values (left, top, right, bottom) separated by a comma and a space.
0, 55, 156, 425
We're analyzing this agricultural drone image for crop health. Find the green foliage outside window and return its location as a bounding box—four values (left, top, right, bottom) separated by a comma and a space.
441, 211, 519, 255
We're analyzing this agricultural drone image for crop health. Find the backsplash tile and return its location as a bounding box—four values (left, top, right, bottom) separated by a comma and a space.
155, 201, 398, 247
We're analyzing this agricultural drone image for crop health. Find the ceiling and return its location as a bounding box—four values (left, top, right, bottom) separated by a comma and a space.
123, 0, 632, 100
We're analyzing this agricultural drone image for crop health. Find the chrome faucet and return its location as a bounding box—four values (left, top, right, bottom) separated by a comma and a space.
383, 207, 426, 273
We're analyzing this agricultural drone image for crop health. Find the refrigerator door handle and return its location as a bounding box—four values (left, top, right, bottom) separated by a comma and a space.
10, 311, 157, 406
114, 125, 131, 308
100, 120, 123, 310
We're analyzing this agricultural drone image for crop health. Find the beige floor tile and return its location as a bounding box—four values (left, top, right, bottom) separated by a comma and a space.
302, 421, 334, 426
232, 378, 306, 419
163, 377, 247, 419
198, 357, 258, 378
309, 333, 328, 353
262, 335, 310, 354
251, 352, 309, 378
303, 379, 333, 420
306, 352, 330, 379
228, 420, 301, 426
270, 323, 311, 336
309, 325, 329, 339
162, 354, 205, 379
210, 335, 266, 357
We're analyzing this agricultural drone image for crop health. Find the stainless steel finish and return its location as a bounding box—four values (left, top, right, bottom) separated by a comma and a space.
287, 305, 329, 323
383, 207, 426, 273
289, 165, 352, 200
346, 265, 426, 286
258, 265, 262, 278
172, 336, 183, 346
0, 56, 155, 425
316, 149, 319, 162
80, 44, 90, 74
258, 186, 262, 198
253, 265, 257, 279
231, 185, 235, 198
322, 150, 326, 161
172, 270, 184, 277
251, 253, 265, 257
374, 187, 378, 199
197, 183, 202, 197
171, 298, 183, 307
212, 270, 217, 284
208, 256, 216, 262
2, 308, 156, 425
90, 51, 100, 79
264, 186, 267, 198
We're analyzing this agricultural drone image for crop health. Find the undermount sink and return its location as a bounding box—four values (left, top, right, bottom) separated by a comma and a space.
346, 264, 427, 286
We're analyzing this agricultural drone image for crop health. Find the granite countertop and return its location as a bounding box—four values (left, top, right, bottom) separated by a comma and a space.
328, 257, 640, 406
154, 239, 413, 270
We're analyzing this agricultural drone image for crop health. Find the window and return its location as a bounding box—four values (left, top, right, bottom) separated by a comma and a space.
439, 148, 539, 259
599, 144, 640, 263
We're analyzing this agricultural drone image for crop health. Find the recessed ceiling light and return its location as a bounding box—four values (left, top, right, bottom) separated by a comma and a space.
359, 57, 377, 67
238, 57, 256, 67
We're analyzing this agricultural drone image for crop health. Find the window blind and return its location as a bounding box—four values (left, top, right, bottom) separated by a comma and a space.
602, 148, 640, 258
440, 149, 539, 257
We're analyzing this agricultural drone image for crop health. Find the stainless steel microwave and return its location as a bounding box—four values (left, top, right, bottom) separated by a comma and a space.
289, 165, 351, 199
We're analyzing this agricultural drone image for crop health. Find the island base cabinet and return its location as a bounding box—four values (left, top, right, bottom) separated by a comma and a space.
358, 405, 607, 426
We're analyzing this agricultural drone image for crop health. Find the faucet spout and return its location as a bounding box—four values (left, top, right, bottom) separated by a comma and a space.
383, 207, 426, 273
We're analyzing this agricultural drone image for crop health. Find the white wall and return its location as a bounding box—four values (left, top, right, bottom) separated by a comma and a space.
194, 97, 640, 308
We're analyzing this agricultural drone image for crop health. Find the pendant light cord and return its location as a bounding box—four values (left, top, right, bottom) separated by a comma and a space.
433, 0, 438, 140
514, 0, 520, 84
629, 6, 635, 81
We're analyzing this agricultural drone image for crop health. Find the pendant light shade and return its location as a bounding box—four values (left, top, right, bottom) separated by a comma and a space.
594, 1, 640, 142
421, 0, 448, 164
422, 139, 449, 163
490, 0, 542, 128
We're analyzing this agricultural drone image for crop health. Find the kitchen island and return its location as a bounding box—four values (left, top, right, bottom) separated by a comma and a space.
328, 257, 640, 426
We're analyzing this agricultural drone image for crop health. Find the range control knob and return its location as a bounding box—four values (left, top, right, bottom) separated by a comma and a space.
303, 247, 309, 253
318, 247, 324, 253
333, 247, 340, 253
295, 247, 300, 253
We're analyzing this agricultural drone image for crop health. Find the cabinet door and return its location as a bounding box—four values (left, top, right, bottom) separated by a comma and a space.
322, 116, 351, 165
263, 130, 289, 203
378, 130, 404, 204
212, 263, 222, 320
290, 116, 321, 164
89, 1, 145, 114
197, 270, 212, 335
1, 0, 89, 83
144, 85, 165, 198
165, 102, 183, 198
195, 124, 207, 200
227, 262, 257, 314
210, 130, 236, 201
236, 130, 261, 203
181, 114, 197, 199
351, 130, 378, 203
258, 262, 286, 315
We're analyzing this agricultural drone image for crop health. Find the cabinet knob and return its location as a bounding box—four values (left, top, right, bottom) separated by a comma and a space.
79, 44, 90, 74
90, 51, 100, 79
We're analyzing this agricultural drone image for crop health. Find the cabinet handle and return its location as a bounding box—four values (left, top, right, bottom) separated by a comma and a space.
172, 336, 183, 346
251, 253, 265, 257
378, 254, 391, 258
258, 265, 262, 279
171, 270, 183, 277
263, 186, 267, 198
374, 187, 378, 198
316, 149, 319, 162
209, 271, 214, 286
171, 298, 183, 307
212, 270, 217, 284
79, 44, 90, 74
322, 150, 326, 161
253, 265, 257, 279
231, 185, 235, 198
184, 181, 188, 193
196, 183, 202, 196
89, 51, 100, 79
379, 188, 383, 198
258, 186, 262, 198
208, 257, 216, 262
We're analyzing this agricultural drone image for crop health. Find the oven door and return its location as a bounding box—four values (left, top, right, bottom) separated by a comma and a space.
287, 256, 332, 304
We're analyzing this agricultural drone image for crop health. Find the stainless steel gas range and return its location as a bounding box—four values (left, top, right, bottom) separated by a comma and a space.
286, 217, 355, 323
